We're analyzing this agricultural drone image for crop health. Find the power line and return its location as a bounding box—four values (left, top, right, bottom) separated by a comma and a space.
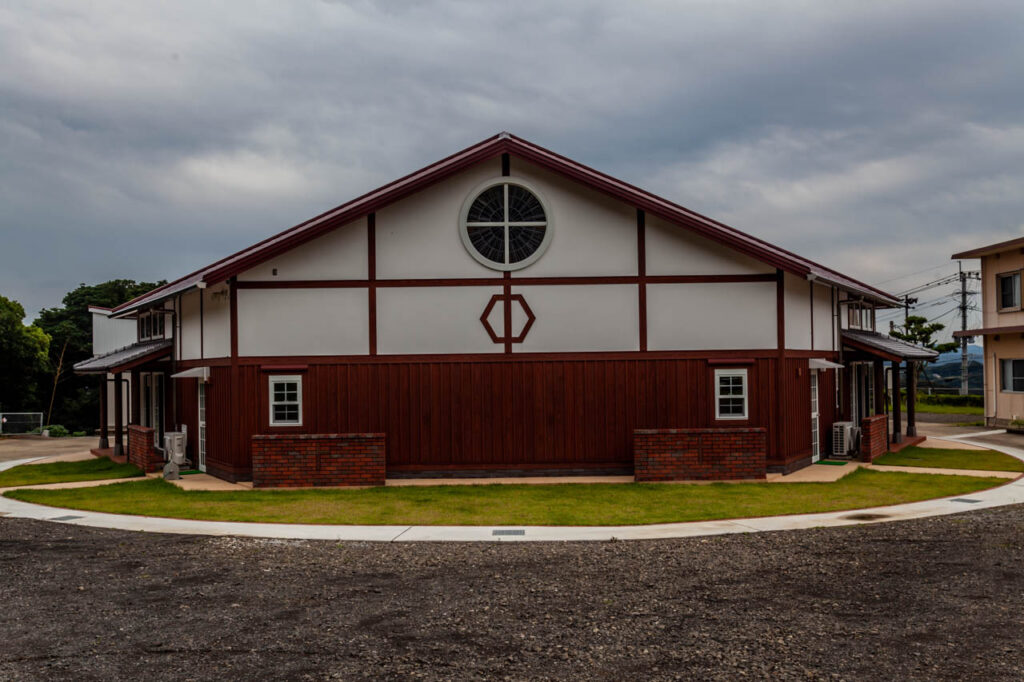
872, 263, 956, 287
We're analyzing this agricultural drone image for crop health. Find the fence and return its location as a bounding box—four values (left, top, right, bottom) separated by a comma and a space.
0, 413, 44, 434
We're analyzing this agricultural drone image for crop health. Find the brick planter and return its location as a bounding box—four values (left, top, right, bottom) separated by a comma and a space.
251, 433, 386, 488
127, 425, 165, 473
633, 428, 767, 481
859, 414, 888, 462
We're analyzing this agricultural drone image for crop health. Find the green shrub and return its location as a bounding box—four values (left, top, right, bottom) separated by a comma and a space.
72, 431, 87, 437
917, 393, 984, 408
41, 425, 70, 438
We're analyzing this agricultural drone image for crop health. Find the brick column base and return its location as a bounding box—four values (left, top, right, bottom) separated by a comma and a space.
859, 414, 888, 462
127, 425, 165, 473
252, 433, 386, 488
633, 428, 767, 481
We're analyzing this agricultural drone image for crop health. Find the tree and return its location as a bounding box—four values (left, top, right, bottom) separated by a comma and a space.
34, 279, 164, 430
0, 295, 51, 412
890, 315, 959, 390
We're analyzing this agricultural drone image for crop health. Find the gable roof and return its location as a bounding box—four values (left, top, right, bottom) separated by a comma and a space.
112, 132, 899, 315
952, 235, 1024, 260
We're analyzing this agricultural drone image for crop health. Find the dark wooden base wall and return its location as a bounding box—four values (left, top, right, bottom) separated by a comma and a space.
633, 428, 767, 481
179, 354, 835, 482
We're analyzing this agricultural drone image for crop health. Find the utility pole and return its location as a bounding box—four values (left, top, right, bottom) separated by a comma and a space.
957, 262, 981, 395
903, 295, 918, 328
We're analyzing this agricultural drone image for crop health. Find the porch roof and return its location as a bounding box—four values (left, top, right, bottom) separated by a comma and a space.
73, 339, 173, 374
841, 329, 939, 363
954, 325, 1024, 338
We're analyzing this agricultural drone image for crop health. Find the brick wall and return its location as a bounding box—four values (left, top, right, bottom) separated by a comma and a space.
251, 433, 386, 488
633, 428, 767, 482
859, 414, 888, 462
127, 425, 164, 473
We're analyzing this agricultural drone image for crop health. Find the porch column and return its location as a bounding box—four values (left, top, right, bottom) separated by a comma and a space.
873, 360, 887, 446
131, 369, 141, 425
906, 360, 917, 438
113, 372, 124, 457
891, 362, 903, 444
873, 360, 885, 416
98, 375, 109, 450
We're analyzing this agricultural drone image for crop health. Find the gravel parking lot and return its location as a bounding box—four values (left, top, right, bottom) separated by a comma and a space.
1, 506, 1022, 681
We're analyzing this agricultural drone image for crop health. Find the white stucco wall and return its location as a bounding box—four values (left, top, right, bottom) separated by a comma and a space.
179, 290, 201, 360
812, 283, 836, 351
237, 217, 368, 281
508, 158, 638, 277
91, 312, 137, 355
645, 215, 775, 276
375, 159, 504, 280
202, 283, 231, 358
237, 288, 369, 356
647, 282, 778, 350
784, 272, 813, 351
377, 286, 503, 355
512, 284, 639, 352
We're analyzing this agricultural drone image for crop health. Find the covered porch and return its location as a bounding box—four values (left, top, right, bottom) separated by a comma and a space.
841, 329, 940, 452
73, 340, 173, 466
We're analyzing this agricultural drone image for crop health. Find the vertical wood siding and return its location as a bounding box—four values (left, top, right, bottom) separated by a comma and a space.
186, 356, 833, 477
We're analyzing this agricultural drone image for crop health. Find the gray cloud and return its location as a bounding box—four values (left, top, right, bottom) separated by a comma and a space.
2, 0, 1021, 340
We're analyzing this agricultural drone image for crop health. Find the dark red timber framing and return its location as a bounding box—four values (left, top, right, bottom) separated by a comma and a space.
637, 208, 647, 352
114, 132, 889, 482
367, 212, 377, 356
775, 269, 786, 460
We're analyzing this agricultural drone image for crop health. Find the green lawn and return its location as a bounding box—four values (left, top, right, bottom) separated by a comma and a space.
0, 458, 142, 488
874, 446, 1024, 473
3, 469, 1005, 526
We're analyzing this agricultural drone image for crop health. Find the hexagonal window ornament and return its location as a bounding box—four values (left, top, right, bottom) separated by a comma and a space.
480, 293, 535, 344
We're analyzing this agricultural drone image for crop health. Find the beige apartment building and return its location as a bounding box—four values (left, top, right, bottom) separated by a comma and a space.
954, 237, 1024, 426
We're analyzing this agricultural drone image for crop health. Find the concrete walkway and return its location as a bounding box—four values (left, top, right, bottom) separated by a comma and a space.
0, 429, 1022, 542
0, 436, 96, 463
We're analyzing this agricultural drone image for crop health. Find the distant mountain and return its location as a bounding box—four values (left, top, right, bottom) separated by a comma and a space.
935, 345, 983, 364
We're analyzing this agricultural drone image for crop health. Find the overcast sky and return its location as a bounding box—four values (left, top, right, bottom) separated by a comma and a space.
3, 0, 1022, 341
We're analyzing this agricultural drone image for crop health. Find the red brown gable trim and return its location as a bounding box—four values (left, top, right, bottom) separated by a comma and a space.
233, 273, 777, 289
111, 133, 898, 315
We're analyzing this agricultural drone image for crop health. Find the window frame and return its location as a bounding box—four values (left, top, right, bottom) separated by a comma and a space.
997, 271, 1022, 312
714, 368, 749, 421
268, 375, 303, 427
137, 310, 166, 342
1000, 359, 1024, 393
458, 176, 553, 272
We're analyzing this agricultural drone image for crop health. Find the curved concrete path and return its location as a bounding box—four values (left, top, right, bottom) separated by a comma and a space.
0, 432, 1022, 542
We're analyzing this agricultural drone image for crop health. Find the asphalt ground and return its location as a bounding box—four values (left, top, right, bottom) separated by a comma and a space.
1, 503, 1022, 680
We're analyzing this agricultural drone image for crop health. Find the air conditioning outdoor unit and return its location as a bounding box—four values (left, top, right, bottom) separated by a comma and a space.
163, 431, 188, 480
832, 421, 858, 457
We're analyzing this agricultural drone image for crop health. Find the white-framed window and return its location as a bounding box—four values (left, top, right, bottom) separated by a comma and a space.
137, 310, 166, 341
998, 272, 1021, 311
714, 368, 748, 420
1000, 359, 1024, 393
269, 375, 302, 426
847, 302, 875, 331
459, 177, 552, 271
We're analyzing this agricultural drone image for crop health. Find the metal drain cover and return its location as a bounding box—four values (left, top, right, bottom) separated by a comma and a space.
492, 529, 525, 536
951, 498, 982, 504
49, 515, 84, 521
842, 513, 890, 521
